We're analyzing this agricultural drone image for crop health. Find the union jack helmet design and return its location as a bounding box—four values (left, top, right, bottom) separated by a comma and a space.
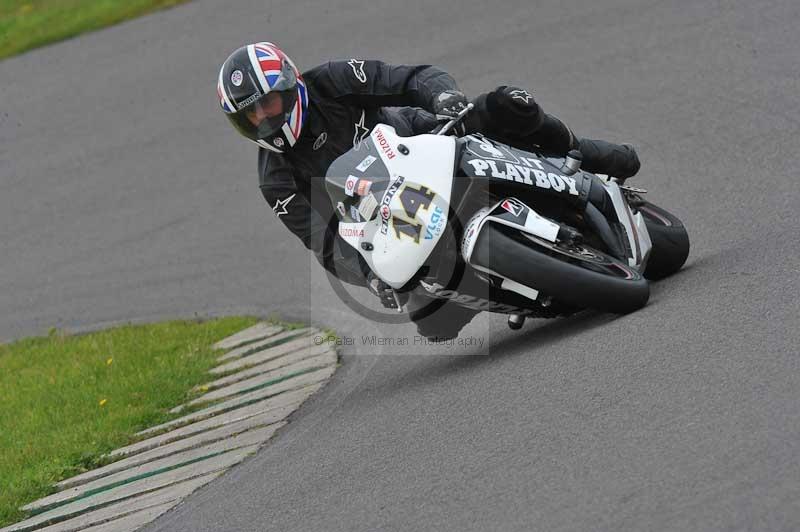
217, 42, 308, 153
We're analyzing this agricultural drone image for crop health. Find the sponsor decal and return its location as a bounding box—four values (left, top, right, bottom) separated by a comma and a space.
419, 282, 537, 316
272, 193, 295, 217
509, 88, 533, 104
461, 224, 479, 257
477, 141, 505, 159
235, 91, 261, 110
500, 198, 526, 217
424, 205, 446, 240
373, 128, 396, 160
379, 176, 405, 234
336, 201, 347, 217
230, 70, 243, 87
356, 155, 377, 172
347, 59, 367, 83
464, 137, 522, 164
466, 227, 476, 246
313, 131, 327, 150
356, 179, 372, 196
273, 137, 284, 148
358, 192, 379, 220
353, 110, 370, 150
350, 205, 362, 222
344, 175, 358, 197
339, 226, 365, 238
461, 207, 489, 260
465, 158, 579, 196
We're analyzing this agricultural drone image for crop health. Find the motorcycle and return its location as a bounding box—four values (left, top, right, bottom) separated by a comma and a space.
325, 105, 690, 330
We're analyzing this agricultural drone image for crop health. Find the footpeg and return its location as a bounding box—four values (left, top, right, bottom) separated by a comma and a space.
620, 184, 647, 194
556, 224, 582, 245
620, 185, 647, 209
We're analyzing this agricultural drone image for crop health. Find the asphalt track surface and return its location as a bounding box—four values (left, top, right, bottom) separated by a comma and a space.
2, 0, 800, 530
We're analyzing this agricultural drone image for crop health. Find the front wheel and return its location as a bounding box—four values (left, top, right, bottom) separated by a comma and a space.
639, 201, 690, 280
470, 223, 650, 314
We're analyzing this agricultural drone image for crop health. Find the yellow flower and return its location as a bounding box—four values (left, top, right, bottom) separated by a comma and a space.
106, 357, 113, 365
199, 385, 209, 392
99, 399, 108, 407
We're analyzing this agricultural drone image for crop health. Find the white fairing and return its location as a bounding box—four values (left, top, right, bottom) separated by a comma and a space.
459, 200, 561, 302
461, 202, 560, 263
337, 126, 653, 294
602, 181, 653, 268
338, 125, 457, 288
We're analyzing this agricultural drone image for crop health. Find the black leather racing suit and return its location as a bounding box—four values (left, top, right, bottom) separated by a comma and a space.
258, 60, 640, 338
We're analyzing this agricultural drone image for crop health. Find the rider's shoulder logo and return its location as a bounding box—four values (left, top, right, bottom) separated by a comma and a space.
313, 131, 327, 150
273, 193, 295, 217
230, 70, 243, 87
353, 110, 370, 150
347, 59, 367, 83
509, 89, 533, 104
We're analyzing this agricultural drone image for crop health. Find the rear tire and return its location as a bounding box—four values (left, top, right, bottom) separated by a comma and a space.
639, 201, 690, 280
471, 223, 650, 314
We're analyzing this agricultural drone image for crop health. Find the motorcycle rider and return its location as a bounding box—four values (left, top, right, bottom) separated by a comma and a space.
217, 42, 640, 340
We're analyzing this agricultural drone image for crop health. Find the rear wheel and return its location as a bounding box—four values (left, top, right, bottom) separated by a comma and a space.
639, 201, 690, 280
471, 223, 650, 314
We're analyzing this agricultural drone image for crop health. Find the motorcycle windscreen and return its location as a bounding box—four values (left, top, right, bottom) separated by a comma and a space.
326, 125, 457, 288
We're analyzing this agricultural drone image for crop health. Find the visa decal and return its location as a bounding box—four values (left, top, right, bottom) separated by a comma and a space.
424, 205, 446, 240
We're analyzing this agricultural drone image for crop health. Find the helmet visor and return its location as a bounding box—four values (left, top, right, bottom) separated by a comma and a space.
226, 88, 298, 142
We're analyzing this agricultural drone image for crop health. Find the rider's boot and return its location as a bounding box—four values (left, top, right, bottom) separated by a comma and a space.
576, 138, 641, 180
532, 113, 641, 180
473, 85, 642, 180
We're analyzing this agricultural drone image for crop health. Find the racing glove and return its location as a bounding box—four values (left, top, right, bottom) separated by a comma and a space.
433, 90, 469, 121
366, 272, 409, 310
433, 90, 470, 136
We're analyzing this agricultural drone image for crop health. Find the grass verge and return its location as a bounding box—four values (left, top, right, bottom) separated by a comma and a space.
0, 316, 258, 527
0, 0, 189, 61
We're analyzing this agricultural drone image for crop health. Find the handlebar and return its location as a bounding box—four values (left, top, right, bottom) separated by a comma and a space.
434, 103, 474, 136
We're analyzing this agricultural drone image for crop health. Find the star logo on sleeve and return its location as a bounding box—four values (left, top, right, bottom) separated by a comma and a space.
313, 131, 328, 151
272, 193, 295, 217
347, 59, 367, 83
353, 110, 370, 150
509, 89, 533, 104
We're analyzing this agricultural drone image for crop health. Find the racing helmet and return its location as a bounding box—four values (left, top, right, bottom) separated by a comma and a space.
217, 42, 308, 152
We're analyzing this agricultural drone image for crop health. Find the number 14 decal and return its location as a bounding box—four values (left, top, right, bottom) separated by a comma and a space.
392, 184, 436, 243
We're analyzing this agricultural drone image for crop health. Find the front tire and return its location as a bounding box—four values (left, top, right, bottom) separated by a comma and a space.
639, 201, 690, 280
471, 223, 650, 314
